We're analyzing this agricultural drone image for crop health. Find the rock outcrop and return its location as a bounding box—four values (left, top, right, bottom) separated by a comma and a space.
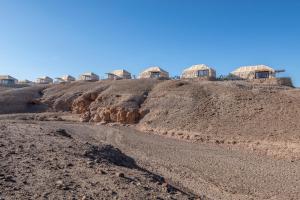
91, 107, 138, 123
72, 92, 98, 114
72, 93, 148, 124
49, 80, 157, 123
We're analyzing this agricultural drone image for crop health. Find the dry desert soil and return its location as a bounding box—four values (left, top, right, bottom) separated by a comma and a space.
0, 79, 299, 200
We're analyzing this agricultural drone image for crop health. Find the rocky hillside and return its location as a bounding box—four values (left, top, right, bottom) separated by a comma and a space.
41, 80, 157, 123
0, 79, 299, 158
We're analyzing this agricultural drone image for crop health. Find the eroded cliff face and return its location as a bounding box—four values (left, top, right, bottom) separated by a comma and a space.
72, 92, 98, 115
41, 80, 156, 124
90, 107, 146, 124
71, 92, 148, 124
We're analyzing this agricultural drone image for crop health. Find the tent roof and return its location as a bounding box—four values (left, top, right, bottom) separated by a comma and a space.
37, 76, 52, 80
81, 72, 98, 76
141, 66, 168, 74
62, 75, 75, 79
0, 75, 17, 80
111, 69, 131, 76
183, 64, 215, 72
19, 79, 32, 83
232, 65, 275, 73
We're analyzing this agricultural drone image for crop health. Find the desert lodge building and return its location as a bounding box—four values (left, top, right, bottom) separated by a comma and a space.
36, 76, 53, 84
55, 75, 76, 83
230, 65, 277, 80
139, 66, 169, 79
61, 75, 76, 82
18, 80, 33, 85
79, 72, 99, 81
0, 75, 18, 86
181, 64, 216, 80
106, 69, 132, 80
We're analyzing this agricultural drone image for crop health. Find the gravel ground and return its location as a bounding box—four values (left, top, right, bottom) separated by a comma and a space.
0, 120, 198, 200
1, 119, 299, 200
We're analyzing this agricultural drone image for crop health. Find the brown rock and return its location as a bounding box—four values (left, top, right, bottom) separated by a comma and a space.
80, 112, 91, 122
116, 172, 125, 178
55, 180, 64, 189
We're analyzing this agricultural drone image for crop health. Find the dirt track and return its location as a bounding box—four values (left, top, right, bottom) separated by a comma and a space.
31, 121, 300, 200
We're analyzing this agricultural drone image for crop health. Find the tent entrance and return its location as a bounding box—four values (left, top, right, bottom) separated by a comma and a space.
197, 69, 209, 77
150, 72, 160, 78
255, 71, 270, 79
0, 79, 15, 85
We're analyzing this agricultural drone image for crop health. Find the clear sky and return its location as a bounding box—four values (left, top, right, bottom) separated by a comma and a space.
0, 0, 299, 86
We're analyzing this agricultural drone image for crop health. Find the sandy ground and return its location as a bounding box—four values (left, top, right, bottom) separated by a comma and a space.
1, 117, 299, 200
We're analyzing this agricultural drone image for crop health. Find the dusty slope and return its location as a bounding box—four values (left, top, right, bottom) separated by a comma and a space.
0, 120, 196, 200
0, 86, 46, 114
139, 80, 298, 138
138, 80, 300, 159
0, 87, 11, 92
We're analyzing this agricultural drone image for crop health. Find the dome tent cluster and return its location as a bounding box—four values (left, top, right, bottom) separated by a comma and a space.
102, 64, 284, 81
0, 64, 288, 86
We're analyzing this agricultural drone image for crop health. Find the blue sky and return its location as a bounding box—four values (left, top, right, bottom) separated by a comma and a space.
0, 0, 299, 86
